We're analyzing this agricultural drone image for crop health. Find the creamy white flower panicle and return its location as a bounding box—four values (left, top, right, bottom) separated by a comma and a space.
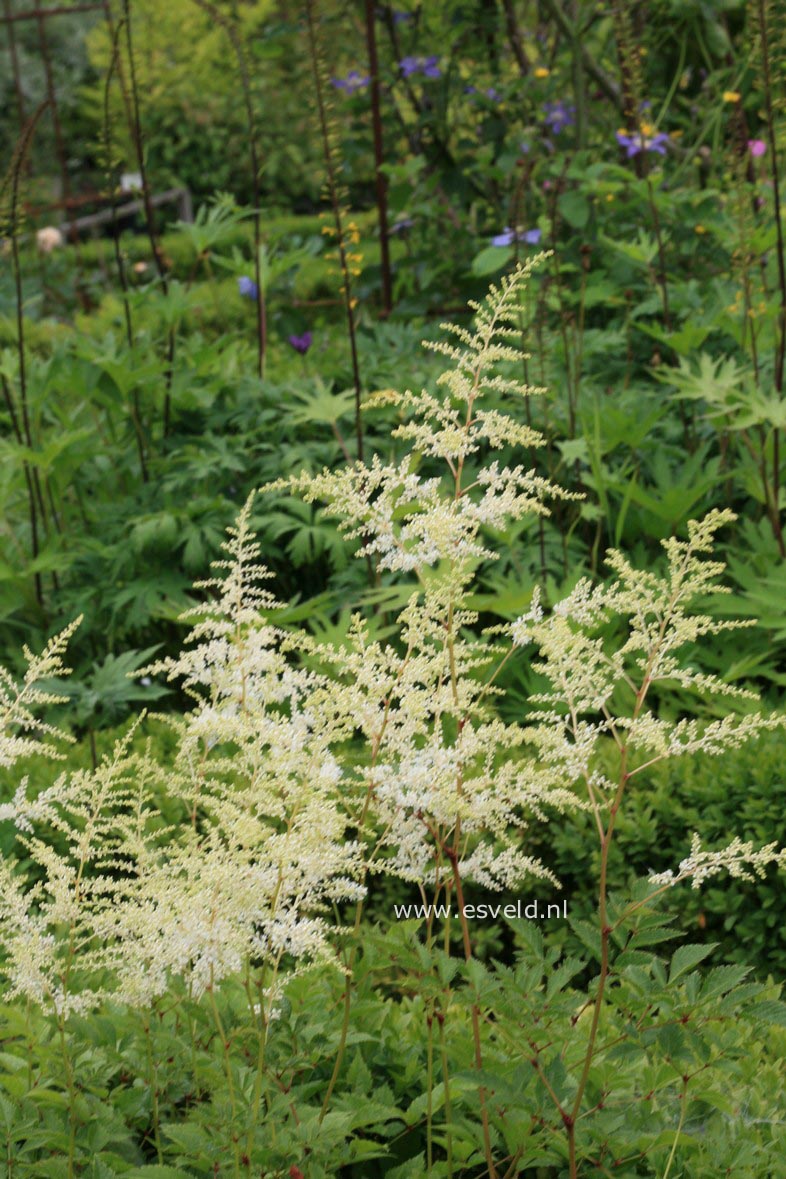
513, 507, 786, 879
113, 495, 368, 1003
0, 618, 80, 768
649, 832, 786, 890
0, 725, 147, 1015
265, 263, 580, 891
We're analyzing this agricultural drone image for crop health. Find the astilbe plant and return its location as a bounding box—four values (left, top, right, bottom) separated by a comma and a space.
270, 263, 786, 1175
0, 264, 785, 1177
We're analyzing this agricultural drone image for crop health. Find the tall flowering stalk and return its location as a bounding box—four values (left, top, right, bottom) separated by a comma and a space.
511, 512, 785, 1175
273, 260, 575, 1176
304, 0, 365, 462
274, 263, 786, 1172
0, 103, 58, 611
749, 0, 786, 554
190, 0, 268, 377
119, 0, 177, 439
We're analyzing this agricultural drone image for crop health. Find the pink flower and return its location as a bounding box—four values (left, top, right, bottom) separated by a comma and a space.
748, 138, 767, 157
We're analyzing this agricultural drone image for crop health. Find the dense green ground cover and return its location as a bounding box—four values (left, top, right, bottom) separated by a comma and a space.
2, 1, 786, 1176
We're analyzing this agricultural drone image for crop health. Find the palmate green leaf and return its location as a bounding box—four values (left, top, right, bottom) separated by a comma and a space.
546, 956, 584, 998
160, 1121, 211, 1156
24, 1163, 70, 1179
173, 192, 249, 258
598, 229, 661, 267
0, 429, 94, 475
668, 942, 717, 984
286, 378, 356, 426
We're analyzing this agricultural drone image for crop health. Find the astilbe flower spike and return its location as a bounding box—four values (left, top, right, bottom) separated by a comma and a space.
267, 261, 580, 890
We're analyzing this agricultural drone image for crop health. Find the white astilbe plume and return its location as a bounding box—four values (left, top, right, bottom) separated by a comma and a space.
514, 507, 785, 884
649, 832, 786, 890
0, 725, 153, 1016
3, 265, 784, 1034
121, 491, 365, 1003
263, 264, 582, 891
269, 259, 571, 578
0, 617, 80, 769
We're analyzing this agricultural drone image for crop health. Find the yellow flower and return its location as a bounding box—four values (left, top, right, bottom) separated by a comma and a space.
694, 224, 707, 234
723, 90, 741, 103
534, 67, 549, 79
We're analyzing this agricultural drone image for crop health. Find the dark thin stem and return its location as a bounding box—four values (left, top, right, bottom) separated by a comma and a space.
757, 0, 785, 555
191, 0, 267, 376
304, 0, 364, 463
103, 16, 149, 482
121, 0, 176, 439
543, 0, 622, 109
2, 0, 27, 126
448, 849, 497, 1179
364, 0, 392, 316
6, 104, 49, 609
501, 0, 529, 76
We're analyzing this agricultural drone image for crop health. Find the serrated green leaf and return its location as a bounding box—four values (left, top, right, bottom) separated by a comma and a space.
668, 943, 717, 983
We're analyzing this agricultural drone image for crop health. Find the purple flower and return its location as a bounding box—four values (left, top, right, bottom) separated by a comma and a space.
288, 331, 313, 355
615, 126, 670, 157
237, 275, 258, 300
331, 70, 370, 95
390, 216, 415, 235
748, 138, 767, 157
466, 85, 502, 103
392, 9, 413, 22
491, 226, 541, 247
542, 100, 575, 134
399, 55, 440, 79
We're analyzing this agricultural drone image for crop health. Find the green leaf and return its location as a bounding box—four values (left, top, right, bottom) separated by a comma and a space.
749, 999, 786, 1027
558, 191, 590, 229
386, 1155, 426, 1179
122, 1169, 196, 1178
698, 964, 751, 1002
471, 245, 513, 276
668, 943, 717, 983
